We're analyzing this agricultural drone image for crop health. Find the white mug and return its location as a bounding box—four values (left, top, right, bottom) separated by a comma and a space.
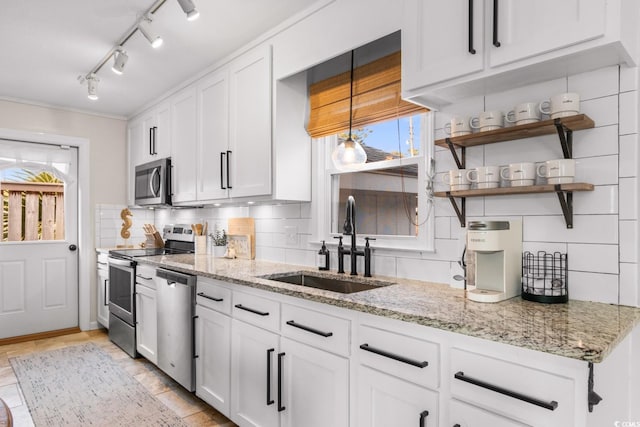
467, 166, 500, 189
500, 162, 536, 187
444, 117, 472, 137
539, 92, 580, 119
470, 111, 505, 132
537, 159, 576, 184
442, 169, 470, 190
506, 102, 542, 125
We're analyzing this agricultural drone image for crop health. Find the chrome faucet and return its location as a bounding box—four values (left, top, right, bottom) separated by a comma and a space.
336, 195, 373, 277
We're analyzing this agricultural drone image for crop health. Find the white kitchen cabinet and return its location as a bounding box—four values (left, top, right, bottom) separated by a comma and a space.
403, 0, 637, 107
195, 303, 231, 416
170, 86, 198, 204
135, 264, 158, 364
96, 251, 109, 328
231, 318, 280, 427
357, 365, 438, 427
279, 337, 349, 427
449, 399, 530, 427
140, 102, 171, 164
126, 116, 144, 206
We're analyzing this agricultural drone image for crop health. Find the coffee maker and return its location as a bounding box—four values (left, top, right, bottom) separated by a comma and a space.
466, 220, 522, 303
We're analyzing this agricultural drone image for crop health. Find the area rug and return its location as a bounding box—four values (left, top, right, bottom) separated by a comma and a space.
9, 343, 188, 426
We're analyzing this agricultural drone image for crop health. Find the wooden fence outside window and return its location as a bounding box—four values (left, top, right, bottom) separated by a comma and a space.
1, 181, 65, 241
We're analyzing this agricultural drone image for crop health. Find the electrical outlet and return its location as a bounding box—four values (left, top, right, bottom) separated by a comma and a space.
284, 225, 297, 246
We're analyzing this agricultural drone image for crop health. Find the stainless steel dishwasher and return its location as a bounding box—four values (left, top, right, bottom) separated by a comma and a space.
155, 267, 196, 392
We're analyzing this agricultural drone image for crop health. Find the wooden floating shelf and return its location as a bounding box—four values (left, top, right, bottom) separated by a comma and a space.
435, 114, 594, 148
434, 183, 594, 198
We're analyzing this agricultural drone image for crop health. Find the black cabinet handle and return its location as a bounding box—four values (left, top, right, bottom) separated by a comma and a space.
220, 152, 226, 189
197, 292, 223, 302
234, 304, 269, 316
192, 315, 199, 359
286, 320, 333, 338
468, 0, 476, 54
266, 348, 275, 405
492, 0, 501, 47
277, 352, 286, 412
149, 127, 153, 155
136, 274, 153, 281
226, 150, 232, 189
453, 425, 461, 427
360, 343, 428, 368
103, 279, 109, 306
419, 410, 429, 427
152, 126, 158, 155
454, 371, 558, 411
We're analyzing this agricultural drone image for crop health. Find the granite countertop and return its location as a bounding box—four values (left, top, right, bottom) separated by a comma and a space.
138, 254, 640, 363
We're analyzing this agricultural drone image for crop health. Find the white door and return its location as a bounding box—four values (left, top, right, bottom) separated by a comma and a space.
171, 86, 198, 204
0, 139, 78, 339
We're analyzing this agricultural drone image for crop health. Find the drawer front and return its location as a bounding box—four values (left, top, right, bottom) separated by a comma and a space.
450, 348, 574, 426
97, 252, 109, 269
357, 324, 439, 389
449, 399, 530, 427
281, 303, 350, 356
232, 290, 280, 332
136, 264, 156, 290
196, 277, 232, 315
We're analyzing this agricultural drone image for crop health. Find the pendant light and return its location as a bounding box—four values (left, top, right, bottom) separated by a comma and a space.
332, 50, 367, 170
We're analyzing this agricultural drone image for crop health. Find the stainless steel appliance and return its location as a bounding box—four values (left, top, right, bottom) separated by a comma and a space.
107, 224, 195, 358
134, 157, 172, 207
156, 268, 197, 391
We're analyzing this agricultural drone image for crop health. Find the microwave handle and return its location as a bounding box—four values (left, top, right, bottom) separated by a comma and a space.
149, 167, 160, 197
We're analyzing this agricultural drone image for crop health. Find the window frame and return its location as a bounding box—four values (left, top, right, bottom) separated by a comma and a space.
313, 112, 436, 252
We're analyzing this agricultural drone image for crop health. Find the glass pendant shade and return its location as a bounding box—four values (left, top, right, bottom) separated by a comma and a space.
332, 137, 367, 169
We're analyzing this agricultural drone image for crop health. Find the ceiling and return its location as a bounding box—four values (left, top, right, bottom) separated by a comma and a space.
0, 0, 318, 118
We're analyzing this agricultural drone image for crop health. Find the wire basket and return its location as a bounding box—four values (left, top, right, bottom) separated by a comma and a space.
521, 251, 568, 303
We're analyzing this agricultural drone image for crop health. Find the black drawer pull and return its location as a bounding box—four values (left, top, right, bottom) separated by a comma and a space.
277, 352, 286, 412
419, 410, 429, 427
359, 343, 428, 368
453, 425, 461, 427
286, 320, 333, 337
266, 348, 274, 405
454, 371, 558, 411
197, 292, 223, 302
235, 304, 269, 316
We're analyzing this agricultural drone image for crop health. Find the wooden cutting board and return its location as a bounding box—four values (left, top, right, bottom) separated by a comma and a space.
228, 217, 255, 259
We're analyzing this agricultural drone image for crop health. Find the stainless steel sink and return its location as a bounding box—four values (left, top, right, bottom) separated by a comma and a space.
261, 272, 394, 294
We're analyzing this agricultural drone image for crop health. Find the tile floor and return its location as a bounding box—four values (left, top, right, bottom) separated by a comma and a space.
0, 329, 237, 426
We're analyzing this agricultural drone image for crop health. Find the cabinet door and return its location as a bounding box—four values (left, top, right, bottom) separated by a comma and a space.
135, 284, 157, 364
231, 319, 280, 427
141, 111, 157, 164
97, 265, 109, 328
195, 304, 231, 416
197, 68, 230, 201
126, 117, 144, 206
357, 365, 438, 427
228, 44, 272, 199
280, 337, 349, 427
402, 0, 484, 90
171, 86, 198, 204
489, 0, 606, 67
449, 399, 530, 427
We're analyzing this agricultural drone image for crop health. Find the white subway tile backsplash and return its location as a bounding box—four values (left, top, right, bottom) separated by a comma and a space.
568, 66, 619, 100
619, 134, 638, 177
619, 91, 638, 135
569, 271, 618, 304
523, 241, 568, 255
396, 257, 450, 283
485, 77, 566, 112
484, 135, 561, 165
574, 155, 618, 185
619, 263, 638, 306
572, 125, 618, 158
256, 246, 285, 263
249, 204, 273, 219
580, 95, 618, 127
568, 243, 618, 274
284, 248, 316, 267
371, 254, 397, 277
435, 216, 451, 239
620, 66, 638, 92
619, 178, 638, 220
523, 215, 618, 244
619, 220, 637, 263
435, 96, 485, 129
272, 204, 301, 219
574, 185, 617, 215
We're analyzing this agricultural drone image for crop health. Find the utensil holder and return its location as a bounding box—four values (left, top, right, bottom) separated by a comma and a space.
521, 251, 568, 303
195, 235, 207, 254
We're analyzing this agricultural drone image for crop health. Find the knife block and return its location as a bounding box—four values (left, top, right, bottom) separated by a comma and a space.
144, 232, 165, 248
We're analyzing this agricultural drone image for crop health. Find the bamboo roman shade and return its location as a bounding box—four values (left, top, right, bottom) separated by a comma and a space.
306, 51, 428, 138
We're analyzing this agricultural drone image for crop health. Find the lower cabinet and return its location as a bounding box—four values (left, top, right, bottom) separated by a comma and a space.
449, 399, 530, 427
357, 365, 438, 427
96, 251, 109, 328
195, 303, 231, 416
135, 265, 158, 364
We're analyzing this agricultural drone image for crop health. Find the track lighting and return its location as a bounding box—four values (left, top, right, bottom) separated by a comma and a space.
138, 19, 163, 48
86, 74, 99, 100
111, 49, 128, 75
177, 0, 200, 21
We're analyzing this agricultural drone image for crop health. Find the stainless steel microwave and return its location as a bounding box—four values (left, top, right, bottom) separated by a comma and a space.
135, 158, 172, 207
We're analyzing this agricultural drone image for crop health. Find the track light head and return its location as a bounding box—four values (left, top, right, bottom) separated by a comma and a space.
111, 49, 128, 75
86, 74, 99, 101
177, 0, 200, 21
138, 19, 163, 48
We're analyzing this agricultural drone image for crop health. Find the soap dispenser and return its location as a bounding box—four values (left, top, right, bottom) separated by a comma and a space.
317, 240, 330, 271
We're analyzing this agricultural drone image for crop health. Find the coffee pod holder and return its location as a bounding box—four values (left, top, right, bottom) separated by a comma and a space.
521, 251, 568, 303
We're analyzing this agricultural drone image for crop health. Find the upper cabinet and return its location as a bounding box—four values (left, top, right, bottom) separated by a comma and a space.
170, 86, 198, 204
403, 0, 637, 108
139, 102, 171, 164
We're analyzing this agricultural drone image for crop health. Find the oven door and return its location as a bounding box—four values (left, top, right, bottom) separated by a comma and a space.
108, 257, 135, 325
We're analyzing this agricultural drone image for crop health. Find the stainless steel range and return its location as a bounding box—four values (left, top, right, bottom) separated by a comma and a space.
107, 224, 195, 357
